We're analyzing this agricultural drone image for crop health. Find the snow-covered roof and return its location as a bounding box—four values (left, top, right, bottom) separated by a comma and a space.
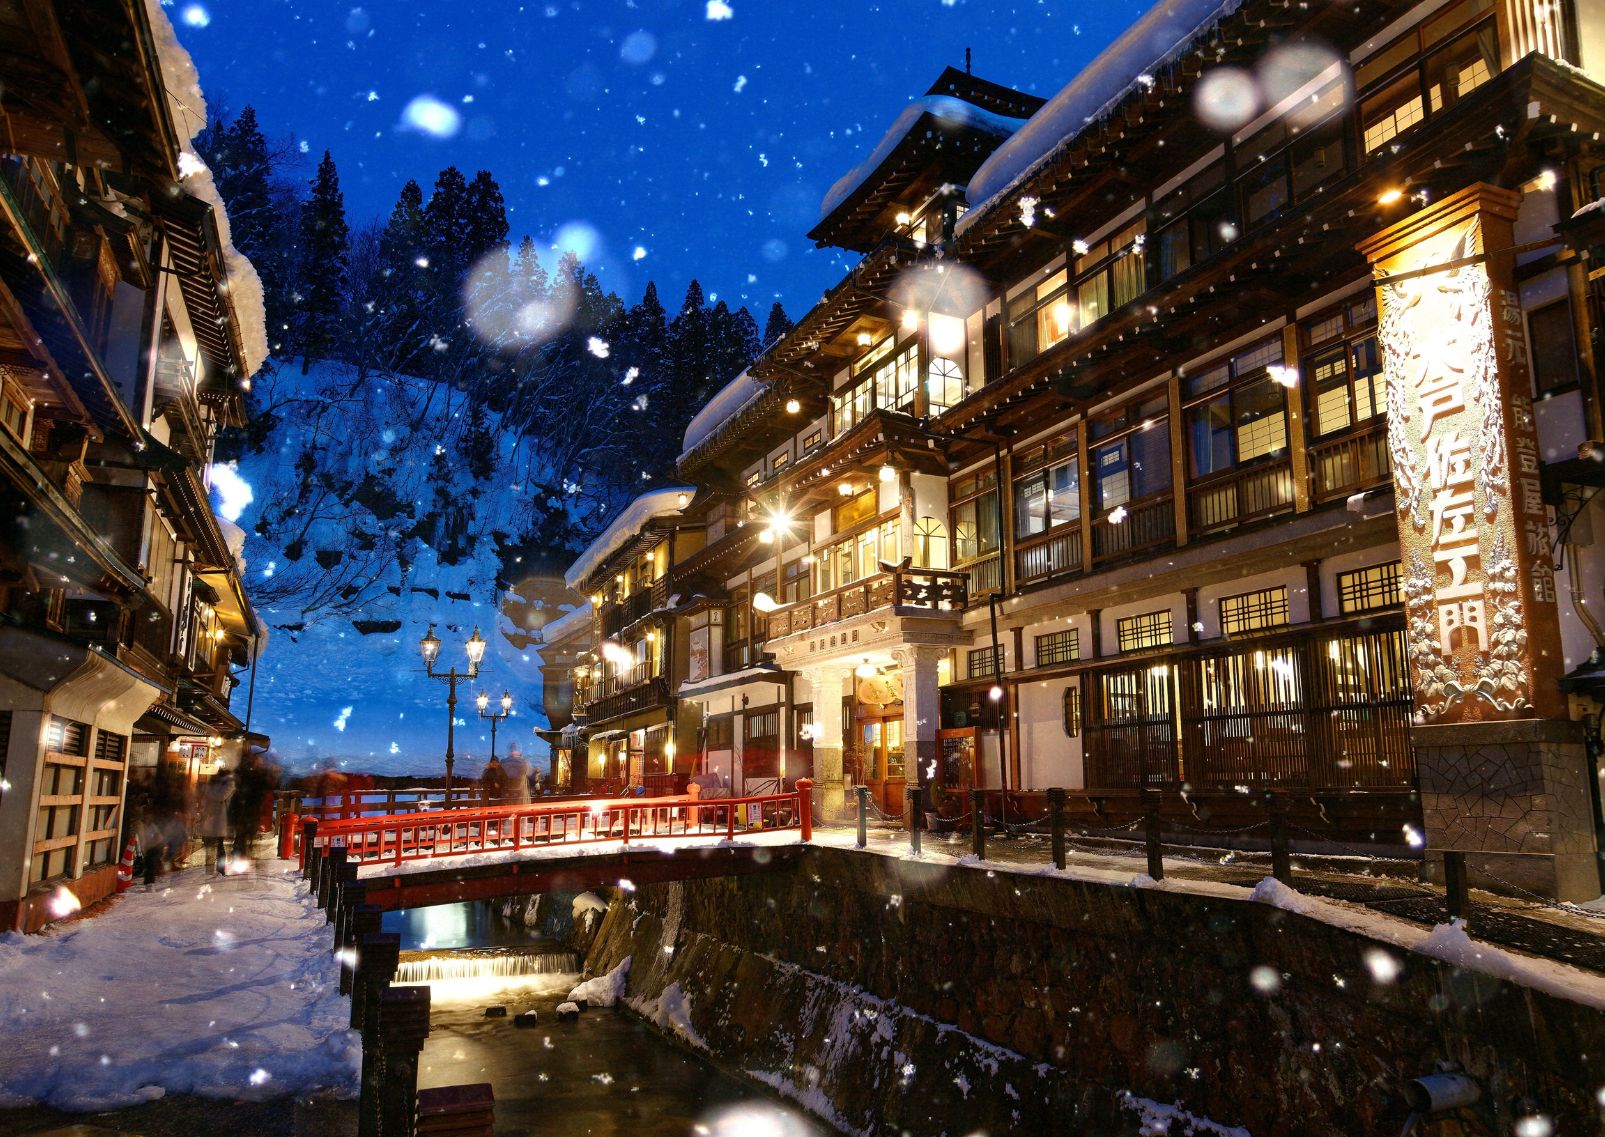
563, 487, 694, 591
820, 96, 1026, 223
145, 0, 269, 377
537, 601, 593, 647
680, 369, 762, 458
959, 0, 1244, 236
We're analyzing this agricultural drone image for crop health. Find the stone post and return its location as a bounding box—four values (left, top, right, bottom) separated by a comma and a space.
894, 644, 947, 790
318, 846, 348, 912
341, 903, 382, 996
1359, 184, 1601, 900
328, 862, 358, 923
802, 668, 846, 818
377, 985, 432, 1137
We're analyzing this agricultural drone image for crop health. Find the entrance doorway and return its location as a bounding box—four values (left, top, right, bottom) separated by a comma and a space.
856, 703, 905, 816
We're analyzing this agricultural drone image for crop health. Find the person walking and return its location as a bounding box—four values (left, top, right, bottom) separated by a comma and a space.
480, 755, 507, 804
503, 747, 531, 806
197, 769, 235, 875
230, 753, 268, 857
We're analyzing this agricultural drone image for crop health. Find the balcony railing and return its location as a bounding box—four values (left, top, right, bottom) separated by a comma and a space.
772, 566, 967, 637
1013, 526, 1083, 586
598, 589, 653, 639
958, 552, 1001, 603
1309, 424, 1390, 505
1188, 460, 1295, 536
1090, 496, 1175, 566
575, 661, 662, 706
575, 662, 670, 726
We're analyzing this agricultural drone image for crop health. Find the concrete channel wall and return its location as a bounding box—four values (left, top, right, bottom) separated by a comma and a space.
584, 846, 1605, 1136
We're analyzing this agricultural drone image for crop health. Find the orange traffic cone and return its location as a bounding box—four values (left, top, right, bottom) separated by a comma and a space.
116, 836, 138, 892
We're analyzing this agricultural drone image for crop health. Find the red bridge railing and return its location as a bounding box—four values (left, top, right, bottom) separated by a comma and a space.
309, 779, 813, 868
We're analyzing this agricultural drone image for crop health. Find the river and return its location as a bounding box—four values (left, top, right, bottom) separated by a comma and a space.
382, 901, 834, 1137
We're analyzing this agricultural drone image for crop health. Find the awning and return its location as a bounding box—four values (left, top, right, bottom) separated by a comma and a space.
137, 700, 213, 737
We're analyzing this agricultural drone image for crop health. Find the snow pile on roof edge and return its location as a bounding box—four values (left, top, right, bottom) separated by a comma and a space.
680, 368, 762, 460
959, 0, 1244, 235
819, 95, 1026, 223
563, 487, 694, 591
145, 0, 270, 377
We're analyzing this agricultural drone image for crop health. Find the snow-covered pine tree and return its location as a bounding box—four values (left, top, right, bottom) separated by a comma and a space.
762, 300, 793, 347
297, 150, 350, 372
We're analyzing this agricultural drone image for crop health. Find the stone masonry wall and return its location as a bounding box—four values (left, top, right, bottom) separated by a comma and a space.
585, 847, 1605, 1136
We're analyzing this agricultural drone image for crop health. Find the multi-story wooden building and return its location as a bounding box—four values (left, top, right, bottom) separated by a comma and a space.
0, 1, 266, 928
548, 0, 1605, 897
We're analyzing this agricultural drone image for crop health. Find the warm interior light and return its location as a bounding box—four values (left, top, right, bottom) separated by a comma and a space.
879, 463, 896, 483
901, 309, 920, 333
895, 211, 912, 226
801, 554, 815, 566
785, 398, 801, 414
928, 312, 965, 358
856, 331, 873, 347
837, 482, 854, 496
753, 592, 779, 613
1051, 300, 1074, 338
855, 659, 877, 679
1377, 187, 1404, 205
760, 527, 776, 544
645, 629, 657, 641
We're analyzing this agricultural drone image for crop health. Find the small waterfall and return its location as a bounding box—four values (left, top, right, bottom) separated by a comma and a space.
395, 946, 580, 984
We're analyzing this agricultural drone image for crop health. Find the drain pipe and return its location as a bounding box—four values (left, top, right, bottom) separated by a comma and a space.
1398, 1072, 1481, 1137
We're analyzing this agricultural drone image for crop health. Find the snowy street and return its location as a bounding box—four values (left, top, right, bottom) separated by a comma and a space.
0, 864, 358, 1113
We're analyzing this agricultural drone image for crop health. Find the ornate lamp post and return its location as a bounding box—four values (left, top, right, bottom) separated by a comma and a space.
419, 624, 487, 804
475, 690, 514, 762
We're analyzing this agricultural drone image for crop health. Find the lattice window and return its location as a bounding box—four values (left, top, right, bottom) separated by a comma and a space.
44, 715, 88, 756
1063, 686, 1082, 738
1219, 587, 1290, 635
1036, 629, 1081, 667
1116, 610, 1173, 653
1337, 562, 1401, 614
967, 646, 1002, 680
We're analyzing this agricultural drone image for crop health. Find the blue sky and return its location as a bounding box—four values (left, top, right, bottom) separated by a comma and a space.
172, 0, 1142, 317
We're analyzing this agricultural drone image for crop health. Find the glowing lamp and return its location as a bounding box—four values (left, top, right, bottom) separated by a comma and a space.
895, 211, 912, 226
900, 309, 920, 333
418, 624, 441, 664
785, 398, 801, 414
928, 312, 965, 358
500, 692, 514, 713
753, 592, 780, 613
760, 528, 776, 544
837, 482, 854, 497
677, 492, 689, 507
856, 331, 873, 347
988, 685, 1003, 702
476, 691, 490, 712
465, 627, 488, 666
879, 463, 896, 483
1377, 188, 1404, 205
855, 659, 877, 679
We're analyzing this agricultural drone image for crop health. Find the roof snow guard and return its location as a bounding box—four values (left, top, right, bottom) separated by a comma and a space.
810, 85, 1033, 253
563, 487, 694, 593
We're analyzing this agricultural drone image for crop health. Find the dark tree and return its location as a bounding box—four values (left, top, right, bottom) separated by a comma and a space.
762, 300, 793, 347
464, 171, 510, 266
296, 150, 349, 371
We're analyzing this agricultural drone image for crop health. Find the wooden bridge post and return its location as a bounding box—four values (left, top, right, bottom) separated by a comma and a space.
855, 786, 870, 848
301, 818, 318, 877
328, 862, 358, 923
1047, 788, 1067, 870
319, 846, 348, 911
796, 778, 814, 841
335, 879, 367, 951
377, 986, 432, 1137
354, 932, 401, 1137
341, 902, 382, 996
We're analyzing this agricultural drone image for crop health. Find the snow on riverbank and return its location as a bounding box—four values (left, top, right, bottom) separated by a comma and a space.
0, 865, 359, 1111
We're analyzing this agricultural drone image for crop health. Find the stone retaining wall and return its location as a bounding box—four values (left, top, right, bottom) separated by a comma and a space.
585, 846, 1605, 1135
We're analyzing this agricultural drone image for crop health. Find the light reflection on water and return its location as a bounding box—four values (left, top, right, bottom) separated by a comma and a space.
382, 899, 546, 951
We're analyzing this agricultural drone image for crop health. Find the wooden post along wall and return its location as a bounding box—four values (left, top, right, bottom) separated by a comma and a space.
1359, 183, 1601, 900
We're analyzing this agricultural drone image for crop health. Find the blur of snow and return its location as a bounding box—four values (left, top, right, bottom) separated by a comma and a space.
400, 95, 463, 139
206, 461, 254, 522
0, 868, 358, 1111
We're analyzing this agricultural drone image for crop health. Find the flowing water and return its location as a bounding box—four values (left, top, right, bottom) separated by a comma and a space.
392, 901, 836, 1136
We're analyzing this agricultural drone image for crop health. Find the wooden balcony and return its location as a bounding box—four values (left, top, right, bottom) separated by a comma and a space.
1187, 460, 1295, 536
957, 552, 1001, 604
1090, 496, 1175, 566
598, 589, 653, 639
771, 566, 967, 637
1013, 526, 1083, 587
1309, 424, 1390, 505
576, 672, 671, 726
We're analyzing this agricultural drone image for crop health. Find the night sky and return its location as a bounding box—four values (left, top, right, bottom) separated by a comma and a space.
172, 0, 1142, 318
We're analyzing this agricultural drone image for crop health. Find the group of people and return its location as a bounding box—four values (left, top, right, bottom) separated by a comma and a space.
127, 751, 280, 885
478, 751, 542, 804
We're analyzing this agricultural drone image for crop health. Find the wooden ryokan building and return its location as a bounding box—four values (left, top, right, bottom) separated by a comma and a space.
0, 1, 267, 929
549, 0, 1605, 898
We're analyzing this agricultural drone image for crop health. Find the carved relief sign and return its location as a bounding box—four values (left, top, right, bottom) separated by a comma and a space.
1358, 185, 1563, 723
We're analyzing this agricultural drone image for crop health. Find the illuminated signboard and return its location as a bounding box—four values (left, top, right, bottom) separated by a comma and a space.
1359, 185, 1562, 723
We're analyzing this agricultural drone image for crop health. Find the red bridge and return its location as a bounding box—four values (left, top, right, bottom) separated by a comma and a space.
301, 780, 813, 911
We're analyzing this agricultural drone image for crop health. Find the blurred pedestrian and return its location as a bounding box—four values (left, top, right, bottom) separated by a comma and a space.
480, 755, 507, 804
198, 769, 235, 875
230, 752, 270, 857
503, 747, 531, 806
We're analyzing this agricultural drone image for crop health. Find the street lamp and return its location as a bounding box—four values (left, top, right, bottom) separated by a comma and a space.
476, 689, 515, 762
419, 623, 487, 803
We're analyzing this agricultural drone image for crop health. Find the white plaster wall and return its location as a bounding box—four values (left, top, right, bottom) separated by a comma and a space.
877, 478, 901, 515
1016, 676, 1082, 789
1195, 566, 1311, 640
1098, 593, 1189, 657
1318, 543, 1403, 620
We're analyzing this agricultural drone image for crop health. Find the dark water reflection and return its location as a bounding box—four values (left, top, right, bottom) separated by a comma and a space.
382, 899, 549, 951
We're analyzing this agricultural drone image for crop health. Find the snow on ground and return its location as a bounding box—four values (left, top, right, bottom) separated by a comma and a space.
0, 864, 358, 1111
